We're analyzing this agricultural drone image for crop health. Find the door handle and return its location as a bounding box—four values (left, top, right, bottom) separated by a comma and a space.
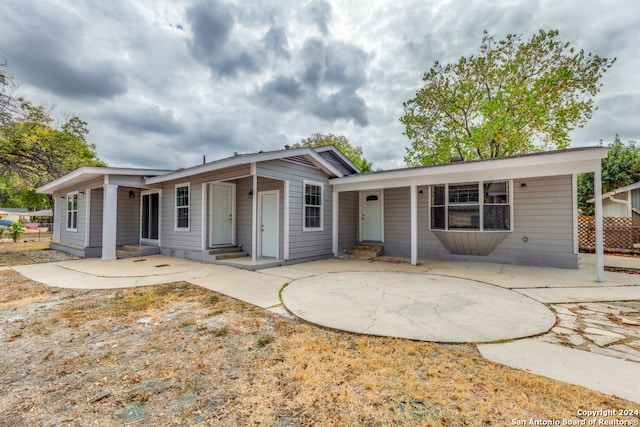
362, 215, 365, 221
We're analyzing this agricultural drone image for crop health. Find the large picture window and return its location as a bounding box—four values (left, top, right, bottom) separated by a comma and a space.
175, 184, 190, 230
430, 181, 510, 231
66, 192, 78, 231
303, 180, 323, 231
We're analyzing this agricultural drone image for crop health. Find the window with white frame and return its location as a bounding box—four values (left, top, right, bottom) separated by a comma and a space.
303, 180, 323, 231
430, 181, 511, 231
175, 184, 190, 230
66, 192, 78, 231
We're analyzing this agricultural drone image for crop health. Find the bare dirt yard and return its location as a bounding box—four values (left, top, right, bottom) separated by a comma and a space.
0, 242, 637, 426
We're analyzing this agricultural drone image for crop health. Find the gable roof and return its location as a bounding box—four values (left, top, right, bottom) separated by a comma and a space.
145, 145, 358, 185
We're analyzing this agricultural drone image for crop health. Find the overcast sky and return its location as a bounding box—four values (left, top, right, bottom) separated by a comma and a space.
1, 0, 639, 170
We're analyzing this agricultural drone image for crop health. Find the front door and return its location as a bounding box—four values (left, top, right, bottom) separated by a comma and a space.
141, 192, 159, 243
259, 191, 278, 258
210, 183, 235, 246
362, 190, 382, 241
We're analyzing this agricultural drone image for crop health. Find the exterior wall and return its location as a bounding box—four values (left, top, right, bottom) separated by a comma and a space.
602, 195, 629, 217
156, 164, 249, 262
383, 187, 412, 257
337, 191, 358, 256
390, 175, 579, 268
116, 188, 141, 246
89, 188, 103, 248
257, 159, 334, 261
633, 189, 640, 218
57, 191, 87, 248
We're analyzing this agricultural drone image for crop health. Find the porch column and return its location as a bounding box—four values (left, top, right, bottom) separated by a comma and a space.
251, 169, 257, 266
53, 196, 61, 242
284, 180, 290, 260
332, 189, 339, 257
594, 166, 604, 282
102, 184, 118, 261
410, 185, 418, 266
84, 188, 91, 248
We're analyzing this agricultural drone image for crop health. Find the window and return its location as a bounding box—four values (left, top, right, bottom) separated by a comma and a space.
303, 180, 323, 231
66, 192, 78, 231
430, 181, 511, 231
175, 184, 189, 230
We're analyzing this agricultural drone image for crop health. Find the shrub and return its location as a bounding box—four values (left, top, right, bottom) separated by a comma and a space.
9, 221, 25, 242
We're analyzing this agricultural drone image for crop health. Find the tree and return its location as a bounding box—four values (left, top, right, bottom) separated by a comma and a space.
577, 135, 640, 215
0, 99, 106, 209
401, 29, 616, 166
292, 133, 373, 172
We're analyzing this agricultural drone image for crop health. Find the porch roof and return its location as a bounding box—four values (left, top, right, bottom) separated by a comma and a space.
330, 146, 609, 191
37, 167, 173, 194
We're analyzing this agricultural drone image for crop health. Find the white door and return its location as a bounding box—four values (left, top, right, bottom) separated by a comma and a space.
259, 191, 278, 258
362, 190, 382, 241
210, 183, 234, 246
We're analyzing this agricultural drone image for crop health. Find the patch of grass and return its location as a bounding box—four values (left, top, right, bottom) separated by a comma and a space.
257, 335, 274, 348
204, 294, 219, 306
278, 282, 289, 304
205, 326, 228, 337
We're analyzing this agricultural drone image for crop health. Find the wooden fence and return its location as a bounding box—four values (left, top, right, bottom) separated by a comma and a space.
578, 215, 640, 252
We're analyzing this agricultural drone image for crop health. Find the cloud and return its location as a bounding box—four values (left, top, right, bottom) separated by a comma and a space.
107, 103, 185, 135
306, 0, 333, 35
254, 76, 303, 111
0, 1, 128, 100
308, 89, 369, 127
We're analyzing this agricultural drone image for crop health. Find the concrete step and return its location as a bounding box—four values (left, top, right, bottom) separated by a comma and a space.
209, 246, 242, 255
214, 252, 248, 260
347, 244, 384, 260
116, 245, 160, 259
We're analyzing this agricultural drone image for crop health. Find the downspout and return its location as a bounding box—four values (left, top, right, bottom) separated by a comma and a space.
606, 194, 631, 217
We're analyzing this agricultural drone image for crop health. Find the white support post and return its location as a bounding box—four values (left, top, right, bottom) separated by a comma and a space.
251, 172, 257, 266
594, 166, 605, 282
283, 180, 290, 261
201, 183, 207, 252
53, 196, 61, 242
410, 185, 418, 266
102, 184, 118, 261
332, 189, 339, 257
84, 188, 91, 248
572, 174, 579, 255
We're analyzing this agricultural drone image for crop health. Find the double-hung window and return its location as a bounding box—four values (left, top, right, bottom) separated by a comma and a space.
430, 181, 511, 231
66, 192, 78, 231
303, 180, 323, 231
175, 184, 190, 230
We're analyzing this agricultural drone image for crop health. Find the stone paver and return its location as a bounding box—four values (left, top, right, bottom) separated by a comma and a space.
537, 301, 640, 363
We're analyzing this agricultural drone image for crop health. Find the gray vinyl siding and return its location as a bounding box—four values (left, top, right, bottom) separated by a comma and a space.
157, 164, 250, 257
416, 175, 577, 268
258, 160, 334, 260
383, 187, 412, 257
235, 177, 284, 258
116, 188, 140, 245
58, 191, 86, 247
89, 188, 103, 247
159, 182, 204, 252
338, 191, 358, 256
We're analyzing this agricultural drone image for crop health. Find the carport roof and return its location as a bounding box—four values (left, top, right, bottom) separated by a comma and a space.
330, 146, 609, 191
